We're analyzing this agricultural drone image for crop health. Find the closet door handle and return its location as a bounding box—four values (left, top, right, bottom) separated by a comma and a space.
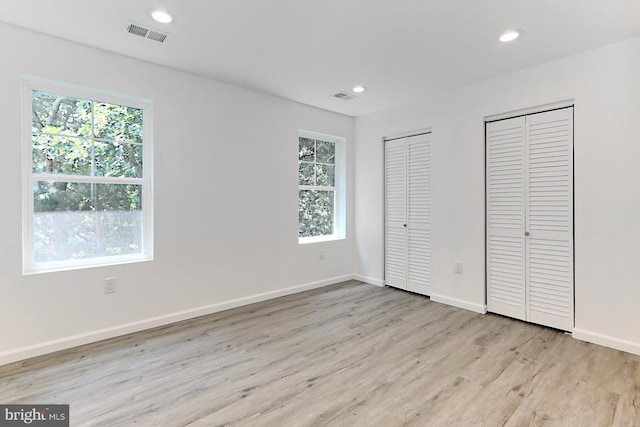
403, 224, 407, 228
525, 231, 530, 236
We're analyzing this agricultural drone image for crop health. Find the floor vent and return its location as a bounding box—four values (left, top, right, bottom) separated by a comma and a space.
127, 22, 169, 43
333, 91, 357, 101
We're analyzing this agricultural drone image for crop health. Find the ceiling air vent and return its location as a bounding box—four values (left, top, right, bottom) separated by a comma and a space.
147, 30, 168, 43
333, 91, 357, 101
127, 23, 148, 38
126, 22, 169, 43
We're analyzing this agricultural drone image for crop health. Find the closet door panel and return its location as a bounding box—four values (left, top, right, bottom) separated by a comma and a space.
525, 108, 574, 331
385, 139, 407, 289
486, 117, 527, 321
407, 134, 431, 295
527, 238, 572, 328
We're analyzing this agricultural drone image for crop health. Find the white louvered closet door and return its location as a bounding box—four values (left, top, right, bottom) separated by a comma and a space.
384, 134, 432, 295
486, 116, 527, 321
525, 108, 574, 331
407, 134, 431, 295
486, 107, 573, 332
385, 138, 408, 290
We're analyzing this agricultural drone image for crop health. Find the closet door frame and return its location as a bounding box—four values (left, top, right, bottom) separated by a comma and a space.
484, 101, 574, 331
383, 128, 432, 295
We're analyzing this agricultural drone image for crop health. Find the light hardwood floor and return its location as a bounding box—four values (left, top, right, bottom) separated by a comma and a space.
1, 281, 639, 426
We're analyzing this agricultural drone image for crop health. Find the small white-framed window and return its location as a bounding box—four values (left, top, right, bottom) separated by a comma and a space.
298, 130, 345, 243
22, 78, 153, 273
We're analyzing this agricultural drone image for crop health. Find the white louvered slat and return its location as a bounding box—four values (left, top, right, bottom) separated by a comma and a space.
408, 228, 431, 294
486, 117, 526, 321
385, 139, 407, 289
487, 236, 525, 308
385, 143, 406, 224
385, 227, 406, 286
407, 134, 431, 295
526, 107, 573, 331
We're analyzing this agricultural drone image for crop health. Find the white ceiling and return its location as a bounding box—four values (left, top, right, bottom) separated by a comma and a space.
2, 0, 640, 117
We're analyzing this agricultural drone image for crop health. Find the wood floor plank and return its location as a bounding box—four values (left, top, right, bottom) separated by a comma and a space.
1, 281, 639, 426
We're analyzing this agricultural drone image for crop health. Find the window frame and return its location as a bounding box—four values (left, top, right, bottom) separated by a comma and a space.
22, 77, 154, 274
298, 129, 346, 244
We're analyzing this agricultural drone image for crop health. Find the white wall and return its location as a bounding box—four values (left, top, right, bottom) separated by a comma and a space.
355, 36, 640, 354
0, 23, 355, 365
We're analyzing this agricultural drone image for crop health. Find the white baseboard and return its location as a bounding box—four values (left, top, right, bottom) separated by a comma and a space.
572, 328, 640, 356
0, 274, 354, 366
430, 293, 487, 314
353, 274, 385, 287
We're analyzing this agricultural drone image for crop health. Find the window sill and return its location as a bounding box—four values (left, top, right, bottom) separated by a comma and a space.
23, 254, 153, 275
298, 234, 345, 245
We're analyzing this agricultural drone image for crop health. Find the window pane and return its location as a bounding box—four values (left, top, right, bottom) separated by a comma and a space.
298, 190, 335, 237
32, 134, 92, 175
299, 137, 315, 162
94, 102, 143, 143
33, 181, 143, 263
316, 141, 335, 164
32, 91, 92, 137
315, 164, 335, 187
299, 161, 315, 185
94, 141, 143, 178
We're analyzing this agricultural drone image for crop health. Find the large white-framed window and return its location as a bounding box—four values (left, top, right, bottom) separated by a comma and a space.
298, 130, 345, 243
22, 78, 153, 274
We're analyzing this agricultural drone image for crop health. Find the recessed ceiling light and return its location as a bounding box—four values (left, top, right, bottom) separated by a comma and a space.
151, 9, 173, 24
499, 30, 522, 43
352, 85, 366, 93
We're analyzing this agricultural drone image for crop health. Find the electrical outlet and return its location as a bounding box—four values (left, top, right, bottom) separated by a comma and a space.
104, 278, 117, 294
454, 261, 463, 274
